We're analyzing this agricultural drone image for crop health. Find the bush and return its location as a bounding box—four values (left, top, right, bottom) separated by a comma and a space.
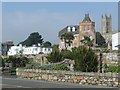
61, 50, 73, 60
72, 46, 98, 72
3, 56, 29, 68
47, 49, 64, 63
105, 66, 120, 73
52, 64, 69, 71
38, 64, 69, 71
10, 67, 16, 75
102, 48, 110, 53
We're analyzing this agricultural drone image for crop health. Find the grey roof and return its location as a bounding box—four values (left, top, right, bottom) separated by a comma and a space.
115, 45, 120, 47
82, 14, 91, 22
58, 25, 79, 37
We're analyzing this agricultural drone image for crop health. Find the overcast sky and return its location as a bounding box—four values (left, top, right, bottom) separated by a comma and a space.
2, 2, 118, 45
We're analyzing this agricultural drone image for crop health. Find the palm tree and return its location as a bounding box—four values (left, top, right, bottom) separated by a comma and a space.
61, 32, 74, 50
81, 36, 94, 48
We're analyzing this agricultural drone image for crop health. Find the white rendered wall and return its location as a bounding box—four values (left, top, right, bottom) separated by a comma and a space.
8, 45, 52, 56
112, 32, 120, 50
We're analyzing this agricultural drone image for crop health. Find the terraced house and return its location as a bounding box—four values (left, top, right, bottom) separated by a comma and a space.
58, 14, 96, 50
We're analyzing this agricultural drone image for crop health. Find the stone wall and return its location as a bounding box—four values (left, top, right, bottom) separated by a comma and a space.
16, 68, 119, 87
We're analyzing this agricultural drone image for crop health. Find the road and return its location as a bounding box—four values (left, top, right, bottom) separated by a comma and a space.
0, 76, 118, 89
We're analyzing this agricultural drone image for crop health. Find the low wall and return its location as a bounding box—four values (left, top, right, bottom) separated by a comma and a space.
16, 68, 120, 87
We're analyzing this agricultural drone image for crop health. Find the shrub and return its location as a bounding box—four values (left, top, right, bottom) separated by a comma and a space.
3, 56, 29, 68
52, 64, 69, 71
47, 49, 64, 63
10, 67, 16, 75
72, 46, 98, 72
105, 66, 120, 73
61, 50, 73, 60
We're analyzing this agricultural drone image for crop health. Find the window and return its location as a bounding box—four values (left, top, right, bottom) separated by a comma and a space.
83, 26, 86, 31
75, 36, 77, 40
44, 48, 46, 51
88, 26, 90, 30
48, 48, 50, 51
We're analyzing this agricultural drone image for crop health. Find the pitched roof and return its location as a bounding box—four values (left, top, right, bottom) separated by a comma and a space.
82, 14, 91, 22
58, 25, 79, 37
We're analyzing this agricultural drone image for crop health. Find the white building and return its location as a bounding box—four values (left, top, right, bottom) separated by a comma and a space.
8, 44, 52, 56
112, 32, 120, 50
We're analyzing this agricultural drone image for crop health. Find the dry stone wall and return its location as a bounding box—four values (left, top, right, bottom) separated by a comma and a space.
16, 68, 119, 87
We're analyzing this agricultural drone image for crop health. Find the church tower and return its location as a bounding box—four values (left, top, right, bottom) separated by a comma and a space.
102, 14, 112, 34
101, 14, 112, 50
79, 14, 96, 46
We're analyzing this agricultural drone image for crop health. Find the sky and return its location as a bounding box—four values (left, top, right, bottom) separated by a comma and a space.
2, 2, 118, 45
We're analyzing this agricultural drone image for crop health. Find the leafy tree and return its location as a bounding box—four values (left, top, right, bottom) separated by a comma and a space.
43, 41, 52, 47
96, 32, 106, 46
19, 32, 43, 46
61, 32, 74, 49
47, 49, 64, 63
72, 46, 98, 72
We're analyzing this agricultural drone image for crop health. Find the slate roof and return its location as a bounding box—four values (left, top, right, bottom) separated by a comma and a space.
58, 25, 79, 37
82, 14, 91, 22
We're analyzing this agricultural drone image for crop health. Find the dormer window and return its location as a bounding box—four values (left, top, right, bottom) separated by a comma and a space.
67, 26, 71, 32
72, 27, 75, 32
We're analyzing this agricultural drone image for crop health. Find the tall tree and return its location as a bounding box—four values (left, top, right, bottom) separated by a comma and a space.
19, 32, 43, 46
61, 32, 74, 49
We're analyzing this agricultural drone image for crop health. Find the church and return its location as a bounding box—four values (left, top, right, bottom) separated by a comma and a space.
58, 14, 116, 51
101, 14, 117, 50
58, 14, 96, 50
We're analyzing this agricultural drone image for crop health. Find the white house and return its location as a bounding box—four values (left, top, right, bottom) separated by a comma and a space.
112, 32, 120, 50
8, 44, 52, 56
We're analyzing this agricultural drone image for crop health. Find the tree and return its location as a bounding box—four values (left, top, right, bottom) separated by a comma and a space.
96, 32, 106, 46
81, 36, 94, 48
61, 32, 74, 49
52, 44, 59, 51
72, 46, 98, 72
19, 32, 43, 46
43, 41, 52, 47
